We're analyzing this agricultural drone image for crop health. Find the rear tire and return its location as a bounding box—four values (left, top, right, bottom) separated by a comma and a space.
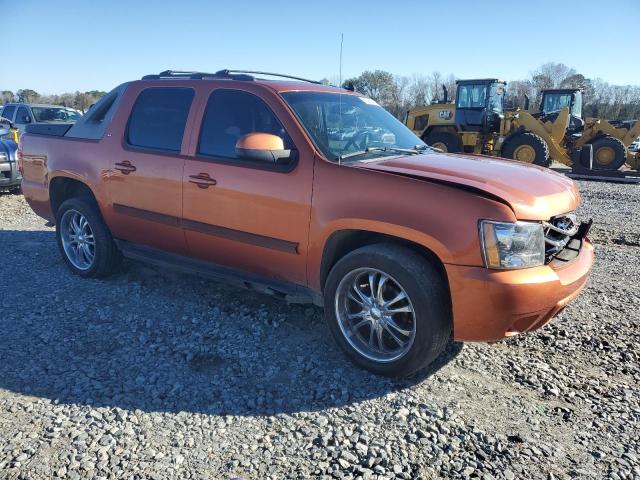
55, 196, 122, 278
590, 136, 627, 170
423, 131, 462, 153
324, 244, 452, 377
502, 132, 550, 167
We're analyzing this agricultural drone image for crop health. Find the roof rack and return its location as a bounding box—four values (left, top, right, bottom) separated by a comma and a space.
217, 70, 322, 84
141, 69, 321, 84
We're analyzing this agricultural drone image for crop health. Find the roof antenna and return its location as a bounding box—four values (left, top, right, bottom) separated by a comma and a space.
339, 33, 344, 165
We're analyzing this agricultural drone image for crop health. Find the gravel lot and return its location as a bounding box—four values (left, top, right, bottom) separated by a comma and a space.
0, 180, 638, 480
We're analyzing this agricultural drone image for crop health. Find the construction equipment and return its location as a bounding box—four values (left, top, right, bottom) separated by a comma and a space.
537, 88, 640, 170
404, 80, 640, 171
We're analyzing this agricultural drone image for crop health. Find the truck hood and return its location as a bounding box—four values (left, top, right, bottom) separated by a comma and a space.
352, 152, 580, 220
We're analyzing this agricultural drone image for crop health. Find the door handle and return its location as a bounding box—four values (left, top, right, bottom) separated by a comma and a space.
188, 173, 217, 188
114, 161, 137, 175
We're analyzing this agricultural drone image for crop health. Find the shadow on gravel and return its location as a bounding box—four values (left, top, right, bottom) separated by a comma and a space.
0, 229, 462, 416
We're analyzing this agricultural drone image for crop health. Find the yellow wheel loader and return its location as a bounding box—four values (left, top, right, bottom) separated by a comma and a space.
404, 80, 639, 171
405, 79, 565, 168
537, 88, 640, 170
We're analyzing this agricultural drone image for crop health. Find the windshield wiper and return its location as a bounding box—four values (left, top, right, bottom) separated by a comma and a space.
338, 146, 426, 162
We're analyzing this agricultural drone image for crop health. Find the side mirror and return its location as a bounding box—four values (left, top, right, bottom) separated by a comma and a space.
235, 133, 293, 164
24, 116, 32, 124
0, 116, 14, 129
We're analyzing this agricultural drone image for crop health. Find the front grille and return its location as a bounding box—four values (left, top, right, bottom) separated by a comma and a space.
543, 213, 580, 261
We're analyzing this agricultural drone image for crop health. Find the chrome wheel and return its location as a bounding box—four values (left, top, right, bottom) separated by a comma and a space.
60, 209, 95, 270
335, 268, 416, 363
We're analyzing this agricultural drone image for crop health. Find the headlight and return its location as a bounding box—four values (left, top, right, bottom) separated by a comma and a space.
0, 151, 7, 163
480, 220, 545, 269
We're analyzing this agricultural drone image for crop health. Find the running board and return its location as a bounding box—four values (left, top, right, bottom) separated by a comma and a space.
115, 240, 321, 306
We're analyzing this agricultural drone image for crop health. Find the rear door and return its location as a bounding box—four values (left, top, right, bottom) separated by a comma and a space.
103, 85, 196, 255
182, 87, 314, 286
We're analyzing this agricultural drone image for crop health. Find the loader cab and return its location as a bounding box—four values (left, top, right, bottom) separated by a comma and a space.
540, 89, 583, 118
454, 79, 505, 133
539, 89, 584, 132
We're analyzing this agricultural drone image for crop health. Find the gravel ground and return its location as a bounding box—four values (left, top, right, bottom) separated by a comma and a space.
0, 180, 638, 480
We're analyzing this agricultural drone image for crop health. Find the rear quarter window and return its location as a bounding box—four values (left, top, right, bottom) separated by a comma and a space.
127, 88, 194, 152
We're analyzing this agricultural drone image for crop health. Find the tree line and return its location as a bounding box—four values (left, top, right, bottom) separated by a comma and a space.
337, 62, 640, 121
1, 89, 107, 113
4, 62, 639, 120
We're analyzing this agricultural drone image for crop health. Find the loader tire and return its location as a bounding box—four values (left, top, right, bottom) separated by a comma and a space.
423, 131, 461, 153
590, 136, 627, 170
502, 132, 551, 167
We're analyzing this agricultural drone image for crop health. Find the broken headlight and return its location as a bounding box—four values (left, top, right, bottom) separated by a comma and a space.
480, 220, 545, 269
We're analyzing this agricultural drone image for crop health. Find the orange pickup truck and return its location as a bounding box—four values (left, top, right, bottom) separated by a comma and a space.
18, 70, 594, 376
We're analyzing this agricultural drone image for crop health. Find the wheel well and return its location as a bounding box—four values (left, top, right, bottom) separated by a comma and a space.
320, 230, 449, 292
49, 177, 96, 217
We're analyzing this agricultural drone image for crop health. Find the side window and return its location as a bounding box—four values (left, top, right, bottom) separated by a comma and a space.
1, 105, 16, 122
16, 107, 31, 124
414, 114, 429, 131
127, 88, 194, 152
198, 89, 293, 160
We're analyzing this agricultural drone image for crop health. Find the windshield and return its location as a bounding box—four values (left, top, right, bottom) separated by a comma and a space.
542, 93, 572, 114
280, 91, 425, 161
456, 84, 487, 109
31, 107, 82, 123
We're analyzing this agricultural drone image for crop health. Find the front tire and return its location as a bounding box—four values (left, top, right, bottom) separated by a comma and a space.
590, 136, 626, 170
423, 131, 462, 153
324, 244, 452, 377
502, 132, 550, 167
56, 196, 122, 278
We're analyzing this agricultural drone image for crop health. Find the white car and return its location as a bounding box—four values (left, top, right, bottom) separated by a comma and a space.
629, 138, 640, 152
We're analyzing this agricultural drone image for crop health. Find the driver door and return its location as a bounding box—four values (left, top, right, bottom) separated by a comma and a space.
182, 87, 314, 286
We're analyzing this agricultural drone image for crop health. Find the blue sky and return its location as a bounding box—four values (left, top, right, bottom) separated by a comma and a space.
2, 0, 639, 94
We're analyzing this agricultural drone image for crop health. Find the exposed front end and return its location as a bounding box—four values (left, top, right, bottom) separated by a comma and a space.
447, 212, 594, 342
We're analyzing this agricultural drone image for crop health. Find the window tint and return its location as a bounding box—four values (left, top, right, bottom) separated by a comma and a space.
127, 88, 194, 152
198, 89, 292, 159
1, 105, 16, 121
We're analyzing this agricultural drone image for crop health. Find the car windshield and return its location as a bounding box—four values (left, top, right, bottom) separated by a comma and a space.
280, 91, 426, 161
31, 107, 82, 123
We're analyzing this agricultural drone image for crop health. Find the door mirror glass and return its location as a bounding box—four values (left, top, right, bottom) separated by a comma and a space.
235, 133, 293, 163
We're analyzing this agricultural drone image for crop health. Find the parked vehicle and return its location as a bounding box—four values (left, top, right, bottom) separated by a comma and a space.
0, 121, 21, 193
629, 137, 640, 152
1, 103, 82, 135
18, 70, 594, 376
404, 80, 640, 172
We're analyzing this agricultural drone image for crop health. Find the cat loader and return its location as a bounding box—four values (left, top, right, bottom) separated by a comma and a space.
536, 88, 640, 170
404, 79, 639, 171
